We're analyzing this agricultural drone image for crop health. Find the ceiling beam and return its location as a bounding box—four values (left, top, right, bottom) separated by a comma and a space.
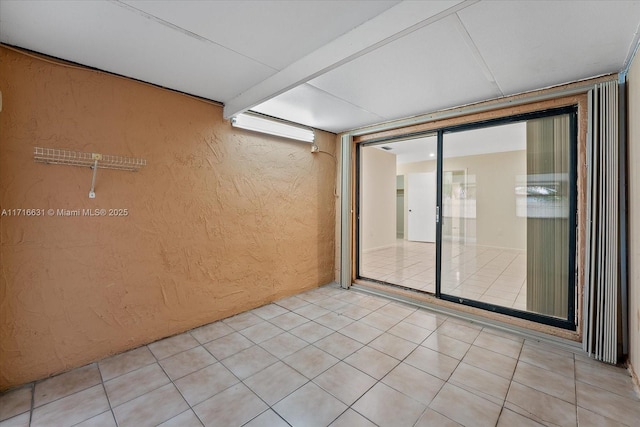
223, 0, 478, 119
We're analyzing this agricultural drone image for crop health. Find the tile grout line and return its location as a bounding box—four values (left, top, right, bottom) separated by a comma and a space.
258, 296, 348, 425
26, 364, 105, 427
112, 347, 194, 398
189, 328, 286, 426
148, 336, 209, 427
573, 350, 579, 426
95, 363, 118, 427
495, 333, 526, 426
28, 381, 35, 426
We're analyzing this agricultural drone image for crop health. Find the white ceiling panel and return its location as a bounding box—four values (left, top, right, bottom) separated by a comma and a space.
251, 83, 385, 134
222, 0, 466, 119
306, 14, 502, 123
373, 121, 525, 163
0, 0, 275, 101
374, 136, 438, 164
121, 0, 400, 70
2, 0, 640, 134
458, 0, 640, 95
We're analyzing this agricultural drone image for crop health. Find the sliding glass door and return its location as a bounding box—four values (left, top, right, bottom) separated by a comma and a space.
439, 108, 576, 328
357, 107, 577, 329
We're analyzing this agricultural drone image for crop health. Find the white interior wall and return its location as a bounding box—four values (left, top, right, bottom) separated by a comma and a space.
398, 150, 527, 250
361, 147, 397, 252
627, 53, 640, 379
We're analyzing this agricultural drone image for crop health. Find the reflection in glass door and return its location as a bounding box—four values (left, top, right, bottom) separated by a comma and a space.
439, 109, 576, 328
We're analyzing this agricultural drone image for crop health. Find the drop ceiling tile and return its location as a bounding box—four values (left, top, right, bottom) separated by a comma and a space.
308, 14, 502, 123
121, 0, 400, 70
0, 0, 274, 102
2, 0, 640, 134
251, 84, 386, 134
458, 0, 640, 95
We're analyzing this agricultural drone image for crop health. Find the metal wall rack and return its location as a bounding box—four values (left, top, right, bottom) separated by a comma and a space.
34, 147, 147, 198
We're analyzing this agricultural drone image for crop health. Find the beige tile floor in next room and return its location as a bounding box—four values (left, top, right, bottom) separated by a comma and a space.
1, 284, 639, 427
360, 240, 529, 311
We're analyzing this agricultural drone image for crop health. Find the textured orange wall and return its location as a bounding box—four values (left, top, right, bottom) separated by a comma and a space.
0, 47, 336, 390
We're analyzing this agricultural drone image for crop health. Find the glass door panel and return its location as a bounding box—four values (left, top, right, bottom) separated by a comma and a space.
358, 135, 438, 293
440, 112, 575, 324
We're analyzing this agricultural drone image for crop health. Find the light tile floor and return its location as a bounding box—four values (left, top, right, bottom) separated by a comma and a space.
1, 284, 639, 427
360, 240, 528, 312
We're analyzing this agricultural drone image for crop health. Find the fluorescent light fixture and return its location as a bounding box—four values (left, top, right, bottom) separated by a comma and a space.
231, 113, 314, 143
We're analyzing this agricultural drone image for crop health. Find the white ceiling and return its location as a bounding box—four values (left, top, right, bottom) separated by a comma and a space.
2, 1, 640, 134
374, 121, 526, 164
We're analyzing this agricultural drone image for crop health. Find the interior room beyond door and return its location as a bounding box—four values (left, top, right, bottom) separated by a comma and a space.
358, 136, 438, 293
